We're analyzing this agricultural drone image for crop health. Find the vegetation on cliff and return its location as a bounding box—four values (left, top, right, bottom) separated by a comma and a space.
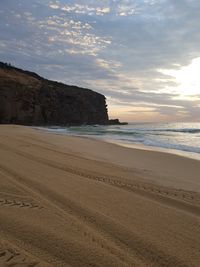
0, 62, 109, 125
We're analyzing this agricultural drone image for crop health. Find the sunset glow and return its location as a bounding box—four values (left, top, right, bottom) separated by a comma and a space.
1, 0, 200, 122
160, 57, 200, 97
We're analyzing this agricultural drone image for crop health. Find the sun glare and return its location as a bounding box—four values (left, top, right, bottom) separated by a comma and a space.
159, 57, 200, 96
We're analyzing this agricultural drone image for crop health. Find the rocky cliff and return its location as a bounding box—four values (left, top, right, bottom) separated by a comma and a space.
0, 62, 109, 125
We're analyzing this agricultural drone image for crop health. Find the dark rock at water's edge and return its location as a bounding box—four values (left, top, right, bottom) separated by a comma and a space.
108, 119, 128, 125
0, 62, 110, 126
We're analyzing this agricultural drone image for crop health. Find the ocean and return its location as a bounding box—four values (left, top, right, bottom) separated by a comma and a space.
40, 122, 200, 160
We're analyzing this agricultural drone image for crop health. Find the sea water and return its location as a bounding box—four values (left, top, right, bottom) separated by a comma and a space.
40, 122, 200, 160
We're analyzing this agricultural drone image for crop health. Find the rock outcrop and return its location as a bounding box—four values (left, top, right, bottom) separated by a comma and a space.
0, 62, 109, 125
108, 119, 128, 125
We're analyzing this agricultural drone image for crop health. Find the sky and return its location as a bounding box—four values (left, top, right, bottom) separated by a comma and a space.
0, 0, 200, 122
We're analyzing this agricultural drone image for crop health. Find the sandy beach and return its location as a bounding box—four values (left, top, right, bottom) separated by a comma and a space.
0, 125, 200, 267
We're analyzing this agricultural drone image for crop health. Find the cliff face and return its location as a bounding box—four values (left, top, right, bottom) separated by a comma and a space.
0, 63, 109, 125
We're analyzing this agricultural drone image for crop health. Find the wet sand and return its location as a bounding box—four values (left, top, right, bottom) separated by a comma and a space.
0, 125, 200, 267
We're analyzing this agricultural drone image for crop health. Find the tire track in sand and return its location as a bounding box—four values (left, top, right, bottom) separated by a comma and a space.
0, 142, 198, 267
0, 141, 199, 218
0, 165, 134, 266
0, 198, 44, 210
0, 240, 47, 267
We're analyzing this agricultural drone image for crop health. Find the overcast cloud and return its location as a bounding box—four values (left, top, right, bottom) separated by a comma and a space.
0, 0, 200, 121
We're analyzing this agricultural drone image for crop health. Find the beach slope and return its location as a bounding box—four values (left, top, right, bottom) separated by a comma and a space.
0, 125, 200, 267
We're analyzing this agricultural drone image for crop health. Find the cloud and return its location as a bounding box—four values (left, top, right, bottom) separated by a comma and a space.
48, 1, 110, 16
0, 0, 200, 121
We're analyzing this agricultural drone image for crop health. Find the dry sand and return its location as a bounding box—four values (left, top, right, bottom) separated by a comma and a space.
0, 125, 200, 267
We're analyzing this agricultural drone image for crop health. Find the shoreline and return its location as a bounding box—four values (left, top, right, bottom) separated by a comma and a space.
33, 125, 200, 192
1, 125, 200, 266
102, 137, 200, 161
35, 126, 200, 162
